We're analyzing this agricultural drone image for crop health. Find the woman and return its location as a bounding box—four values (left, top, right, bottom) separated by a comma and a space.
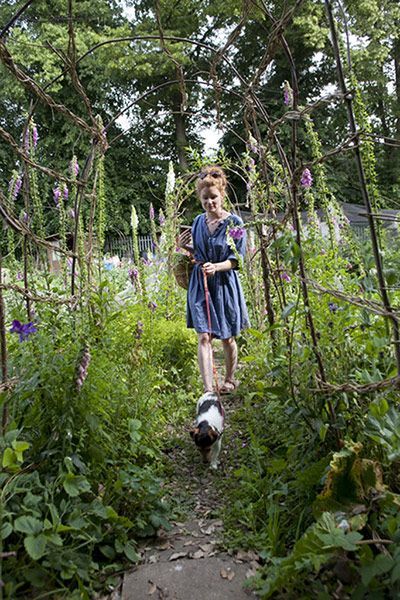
185, 166, 249, 394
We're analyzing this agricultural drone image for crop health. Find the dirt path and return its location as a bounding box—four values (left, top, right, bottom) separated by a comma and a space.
121, 386, 260, 600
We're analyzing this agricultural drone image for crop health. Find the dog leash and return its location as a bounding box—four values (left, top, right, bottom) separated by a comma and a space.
202, 268, 225, 422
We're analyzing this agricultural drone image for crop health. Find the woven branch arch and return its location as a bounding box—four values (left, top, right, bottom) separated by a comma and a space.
1, 0, 400, 441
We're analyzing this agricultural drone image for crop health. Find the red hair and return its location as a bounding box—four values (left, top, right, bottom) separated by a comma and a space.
196, 165, 227, 197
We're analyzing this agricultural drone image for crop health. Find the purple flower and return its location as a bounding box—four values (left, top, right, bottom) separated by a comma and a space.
128, 267, 139, 283
245, 158, 255, 172
53, 186, 61, 206
24, 128, 30, 152
10, 319, 37, 342
300, 168, 313, 188
76, 347, 91, 391
135, 321, 144, 339
70, 157, 79, 177
229, 227, 245, 240
328, 302, 339, 313
63, 185, 69, 200
281, 272, 292, 283
9, 174, 22, 198
158, 209, 166, 226
14, 177, 22, 198
16, 272, 23, 280
32, 125, 38, 148
283, 81, 293, 106
148, 301, 157, 312
22, 211, 29, 224
149, 203, 155, 220
69, 209, 76, 220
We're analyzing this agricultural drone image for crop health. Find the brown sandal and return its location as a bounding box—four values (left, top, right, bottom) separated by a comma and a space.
220, 379, 239, 395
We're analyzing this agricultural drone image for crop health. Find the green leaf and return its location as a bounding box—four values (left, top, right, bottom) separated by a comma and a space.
14, 515, 43, 535
241, 355, 257, 363
100, 545, 116, 559
12, 439, 30, 453
282, 302, 296, 320
1, 522, 13, 540
361, 554, 394, 586
63, 473, 91, 497
2, 447, 17, 468
124, 541, 140, 562
319, 423, 329, 441
24, 534, 47, 560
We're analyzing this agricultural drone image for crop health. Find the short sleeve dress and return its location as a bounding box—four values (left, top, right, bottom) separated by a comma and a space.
186, 213, 250, 339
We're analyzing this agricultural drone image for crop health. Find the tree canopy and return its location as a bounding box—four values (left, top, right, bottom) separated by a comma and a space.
0, 0, 399, 234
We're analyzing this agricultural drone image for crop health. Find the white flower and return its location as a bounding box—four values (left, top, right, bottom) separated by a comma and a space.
165, 161, 175, 196
131, 205, 138, 230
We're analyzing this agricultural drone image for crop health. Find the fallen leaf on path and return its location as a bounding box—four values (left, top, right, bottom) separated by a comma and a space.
156, 542, 172, 551
235, 549, 260, 562
200, 524, 215, 535
169, 552, 187, 561
183, 540, 195, 547
148, 581, 157, 595
246, 568, 257, 579
220, 567, 235, 580
250, 560, 260, 570
148, 555, 158, 564
199, 543, 215, 553
191, 549, 205, 559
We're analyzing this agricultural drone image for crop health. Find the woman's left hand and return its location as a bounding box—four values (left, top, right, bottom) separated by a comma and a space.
203, 262, 217, 276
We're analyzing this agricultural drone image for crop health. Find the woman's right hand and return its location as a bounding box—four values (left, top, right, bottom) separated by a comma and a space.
178, 229, 193, 252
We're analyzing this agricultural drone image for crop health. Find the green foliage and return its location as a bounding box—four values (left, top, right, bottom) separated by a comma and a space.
1, 265, 197, 596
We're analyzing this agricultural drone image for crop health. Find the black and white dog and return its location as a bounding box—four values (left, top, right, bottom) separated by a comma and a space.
190, 392, 224, 469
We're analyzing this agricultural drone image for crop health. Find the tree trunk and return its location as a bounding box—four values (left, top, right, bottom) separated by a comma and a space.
172, 93, 188, 171
392, 33, 400, 187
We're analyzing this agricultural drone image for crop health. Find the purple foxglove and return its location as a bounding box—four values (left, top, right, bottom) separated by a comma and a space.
300, 168, 313, 188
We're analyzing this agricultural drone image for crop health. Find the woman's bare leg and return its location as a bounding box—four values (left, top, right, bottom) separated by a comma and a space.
221, 336, 238, 387
197, 332, 214, 392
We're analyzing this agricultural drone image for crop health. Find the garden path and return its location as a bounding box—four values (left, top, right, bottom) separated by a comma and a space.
120, 352, 260, 600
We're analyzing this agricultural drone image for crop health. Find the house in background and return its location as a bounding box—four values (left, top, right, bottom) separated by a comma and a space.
239, 202, 400, 241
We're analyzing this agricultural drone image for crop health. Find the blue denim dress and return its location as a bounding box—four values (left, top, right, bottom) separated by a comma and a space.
186, 213, 250, 339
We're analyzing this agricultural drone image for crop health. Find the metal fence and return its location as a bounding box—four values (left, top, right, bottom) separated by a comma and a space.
104, 235, 154, 258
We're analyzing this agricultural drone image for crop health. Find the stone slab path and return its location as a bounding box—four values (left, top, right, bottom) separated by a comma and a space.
120, 353, 260, 600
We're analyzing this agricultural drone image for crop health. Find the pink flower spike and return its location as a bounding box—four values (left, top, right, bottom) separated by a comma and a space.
300, 168, 313, 188
53, 186, 61, 206
32, 125, 38, 147
229, 227, 245, 240
281, 271, 292, 282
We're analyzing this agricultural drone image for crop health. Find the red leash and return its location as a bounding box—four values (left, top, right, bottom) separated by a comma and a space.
202, 269, 224, 416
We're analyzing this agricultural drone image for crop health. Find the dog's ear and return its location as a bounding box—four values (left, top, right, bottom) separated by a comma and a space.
209, 428, 219, 443
189, 427, 199, 439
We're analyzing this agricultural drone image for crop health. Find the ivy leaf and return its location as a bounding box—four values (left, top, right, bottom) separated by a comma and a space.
24, 534, 47, 560
63, 473, 91, 497
14, 515, 43, 535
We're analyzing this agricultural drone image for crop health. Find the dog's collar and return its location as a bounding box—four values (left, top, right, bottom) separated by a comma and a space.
212, 425, 223, 438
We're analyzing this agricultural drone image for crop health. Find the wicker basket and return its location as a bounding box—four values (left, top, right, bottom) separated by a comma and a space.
173, 253, 194, 290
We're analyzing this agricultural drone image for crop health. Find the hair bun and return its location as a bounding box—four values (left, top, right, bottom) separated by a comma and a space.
196, 165, 227, 195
